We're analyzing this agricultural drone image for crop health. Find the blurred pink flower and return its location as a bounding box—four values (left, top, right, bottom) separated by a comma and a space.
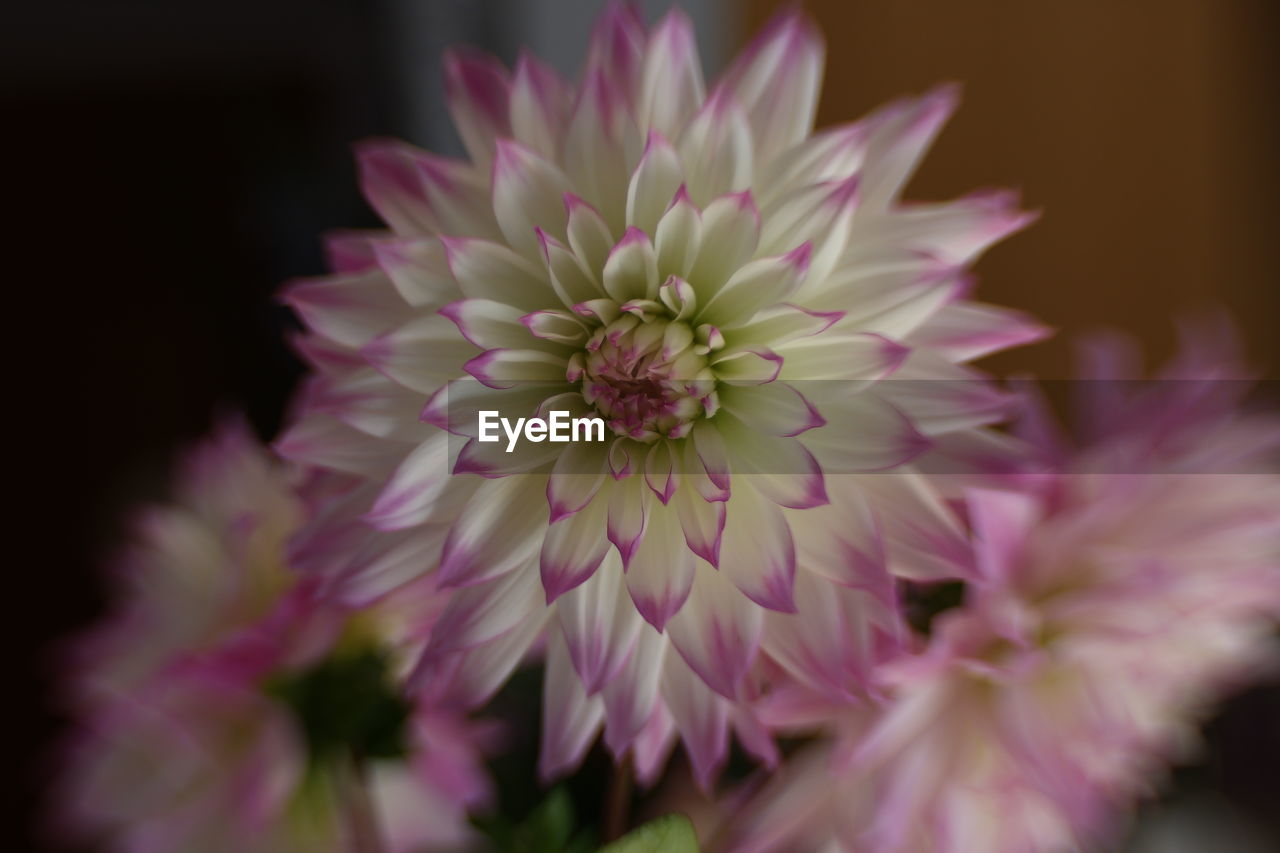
723, 323, 1280, 852
57, 421, 495, 852
277, 1, 1043, 783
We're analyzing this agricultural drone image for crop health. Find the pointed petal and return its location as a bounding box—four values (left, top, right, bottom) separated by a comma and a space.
607, 474, 651, 565
654, 189, 703, 279
363, 433, 451, 530
719, 485, 797, 611
363, 314, 475, 395
439, 298, 541, 351
859, 84, 959, 210
719, 9, 824, 166
442, 236, 555, 312
463, 348, 567, 389
428, 564, 543, 654
626, 132, 685, 236
540, 495, 611, 602
686, 191, 760, 296
540, 631, 605, 780
661, 658, 729, 789
509, 52, 572, 159
556, 551, 644, 693
438, 476, 548, 587
698, 243, 810, 328
282, 269, 406, 349
492, 139, 572, 259
674, 483, 725, 566
667, 564, 763, 698
906, 302, 1051, 362
677, 91, 754, 207
444, 48, 512, 170
602, 227, 660, 303
802, 394, 931, 473
372, 237, 457, 309
638, 9, 705, 137
601, 624, 668, 755
624, 503, 696, 630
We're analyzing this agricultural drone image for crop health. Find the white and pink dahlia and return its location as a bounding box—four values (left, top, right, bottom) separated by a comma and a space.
59, 422, 495, 853
722, 326, 1280, 852
279, 4, 1043, 781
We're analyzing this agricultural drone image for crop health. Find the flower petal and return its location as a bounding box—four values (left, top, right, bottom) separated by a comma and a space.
718, 9, 824, 167
437, 476, 548, 588
492, 139, 572, 259
686, 191, 760, 296
364, 433, 451, 531
442, 236, 554, 312
638, 8, 705, 137
719, 485, 798, 611
372, 237, 457, 309
541, 495, 611, 602
600, 624, 668, 756
282, 269, 406, 349
674, 483, 726, 566
661, 657, 729, 790
363, 314, 476, 395
698, 244, 811, 328
667, 563, 763, 698
607, 474, 651, 566
624, 503, 696, 631
602, 227, 660, 303
509, 52, 572, 160
626, 132, 685, 235
444, 48, 512, 171
439, 298, 542, 351
654, 188, 703, 279
556, 551, 644, 693
539, 631, 605, 781
906, 302, 1051, 363
677, 91, 754, 207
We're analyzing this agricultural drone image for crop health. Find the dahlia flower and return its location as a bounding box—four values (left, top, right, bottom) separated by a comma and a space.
721, 324, 1280, 852
58, 421, 495, 852
278, 3, 1044, 781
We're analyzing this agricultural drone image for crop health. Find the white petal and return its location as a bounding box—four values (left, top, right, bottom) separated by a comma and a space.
718, 10, 824, 167
719, 484, 798, 611
492, 139, 572, 259
686, 191, 760, 297
437, 475, 548, 588
443, 48, 512, 172
556, 551, 644, 693
283, 269, 406, 349
624, 502, 696, 631
666, 563, 762, 698
442, 237, 555, 312
364, 432, 451, 530
638, 9, 705, 137
677, 92, 754, 207
626, 133, 685, 235
372, 237, 457, 309
602, 227, 659, 303
654, 189, 703, 279
540, 631, 605, 780
363, 313, 475, 395
509, 53, 572, 160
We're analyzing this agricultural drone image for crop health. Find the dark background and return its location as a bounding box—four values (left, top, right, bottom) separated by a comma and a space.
10, 1, 1279, 849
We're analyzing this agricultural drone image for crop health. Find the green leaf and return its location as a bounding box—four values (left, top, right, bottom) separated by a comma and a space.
600, 814, 699, 853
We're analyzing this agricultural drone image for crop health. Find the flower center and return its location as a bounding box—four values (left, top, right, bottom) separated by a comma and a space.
568, 310, 717, 442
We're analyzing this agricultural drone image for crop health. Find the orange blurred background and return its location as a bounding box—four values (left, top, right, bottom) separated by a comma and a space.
747, 0, 1280, 378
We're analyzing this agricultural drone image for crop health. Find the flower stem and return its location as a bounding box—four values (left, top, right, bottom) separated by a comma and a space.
602, 753, 634, 843
341, 751, 387, 853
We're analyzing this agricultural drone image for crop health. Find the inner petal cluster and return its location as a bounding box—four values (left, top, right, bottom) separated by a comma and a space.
571, 310, 718, 442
